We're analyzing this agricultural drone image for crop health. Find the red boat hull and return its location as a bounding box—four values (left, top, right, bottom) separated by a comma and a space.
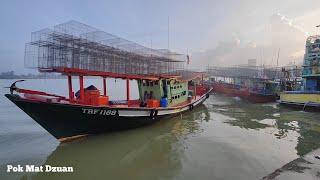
212, 83, 276, 103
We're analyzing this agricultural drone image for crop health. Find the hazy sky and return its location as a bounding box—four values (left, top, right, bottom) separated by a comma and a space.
1, 0, 320, 73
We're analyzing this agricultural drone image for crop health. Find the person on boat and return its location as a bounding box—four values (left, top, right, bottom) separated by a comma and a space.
140, 91, 149, 107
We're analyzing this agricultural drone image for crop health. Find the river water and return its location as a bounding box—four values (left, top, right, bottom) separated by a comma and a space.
0, 79, 320, 180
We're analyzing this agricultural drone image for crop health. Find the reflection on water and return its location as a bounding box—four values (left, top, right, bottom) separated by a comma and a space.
23, 106, 210, 180
208, 94, 320, 156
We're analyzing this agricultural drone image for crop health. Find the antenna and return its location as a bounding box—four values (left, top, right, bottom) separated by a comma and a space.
150, 32, 153, 49
186, 48, 189, 70
167, 16, 170, 51
276, 48, 280, 67
167, 16, 170, 74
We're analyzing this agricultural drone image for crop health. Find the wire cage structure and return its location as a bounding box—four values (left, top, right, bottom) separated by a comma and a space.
25, 20, 185, 75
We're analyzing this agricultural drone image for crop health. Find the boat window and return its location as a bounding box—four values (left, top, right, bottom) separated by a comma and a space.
178, 95, 180, 98
146, 81, 149, 86
155, 81, 158, 85
150, 81, 153, 86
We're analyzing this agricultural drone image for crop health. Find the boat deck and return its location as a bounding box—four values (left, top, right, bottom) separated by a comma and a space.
21, 93, 204, 109
108, 96, 202, 109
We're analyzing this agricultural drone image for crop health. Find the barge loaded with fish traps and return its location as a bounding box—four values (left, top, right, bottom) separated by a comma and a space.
5, 21, 212, 141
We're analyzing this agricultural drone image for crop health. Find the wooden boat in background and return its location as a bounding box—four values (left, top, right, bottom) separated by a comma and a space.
212, 81, 277, 103
207, 64, 279, 103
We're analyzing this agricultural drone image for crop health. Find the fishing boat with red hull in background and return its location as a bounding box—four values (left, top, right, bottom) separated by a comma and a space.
5, 21, 212, 141
212, 82, 277, 103
207, 64, 279, 103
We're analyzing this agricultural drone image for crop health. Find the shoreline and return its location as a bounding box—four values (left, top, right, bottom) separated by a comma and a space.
262, 148, 320, 179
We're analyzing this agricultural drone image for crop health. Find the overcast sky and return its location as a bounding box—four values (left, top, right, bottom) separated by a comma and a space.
1, 0, 320, 73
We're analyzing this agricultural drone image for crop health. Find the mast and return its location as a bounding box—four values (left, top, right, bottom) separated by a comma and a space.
167, 16, 170, 74
167, 16, 170, 51
276, 48, 280, 67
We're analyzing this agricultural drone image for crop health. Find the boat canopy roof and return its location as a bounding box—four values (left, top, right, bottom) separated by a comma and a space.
41, 67, 206, 82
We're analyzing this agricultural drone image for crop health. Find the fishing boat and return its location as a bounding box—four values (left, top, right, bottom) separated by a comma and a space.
279, 35, 320, 111
5, 21, 212, 141
207, 64, 279, 103
211, 77, 278, 103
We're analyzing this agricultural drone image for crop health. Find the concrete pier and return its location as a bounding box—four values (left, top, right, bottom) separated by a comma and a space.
262, 148, 320, 180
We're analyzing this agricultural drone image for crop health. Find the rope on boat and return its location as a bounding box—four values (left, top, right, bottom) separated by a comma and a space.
150, 109, 158, 119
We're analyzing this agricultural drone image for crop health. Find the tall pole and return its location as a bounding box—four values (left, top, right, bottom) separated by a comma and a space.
167, 16, 170, 51
187, 48, 189, 70
150, 32, 153, 49
167, 16, 170, 74
276, 48, 280, 67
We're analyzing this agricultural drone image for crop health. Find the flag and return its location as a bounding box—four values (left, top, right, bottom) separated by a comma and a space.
187, 55, 190, 64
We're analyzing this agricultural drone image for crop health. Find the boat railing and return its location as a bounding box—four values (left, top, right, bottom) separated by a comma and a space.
283, 91, 320, 94
249, 88, 275, 95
